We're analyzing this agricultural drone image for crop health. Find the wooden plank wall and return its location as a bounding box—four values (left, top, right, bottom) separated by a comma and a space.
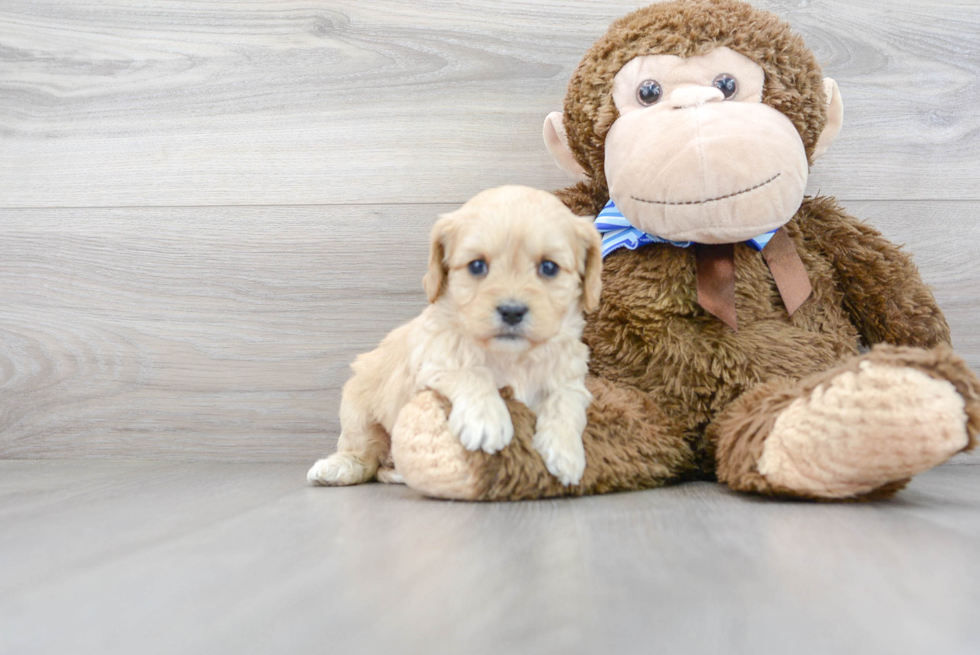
1, 0, 978, 461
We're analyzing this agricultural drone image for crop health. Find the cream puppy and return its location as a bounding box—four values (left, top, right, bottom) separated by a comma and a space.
307, 185, 602, 487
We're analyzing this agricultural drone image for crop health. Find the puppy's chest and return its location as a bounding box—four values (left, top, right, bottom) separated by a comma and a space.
485, 357, 545, 410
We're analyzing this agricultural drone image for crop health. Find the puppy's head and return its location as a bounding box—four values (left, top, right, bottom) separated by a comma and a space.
423, 185, 602, 353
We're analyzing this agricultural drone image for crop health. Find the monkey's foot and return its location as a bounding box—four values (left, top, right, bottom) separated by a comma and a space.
715, 345, 979, 500
759, 361, 967, 498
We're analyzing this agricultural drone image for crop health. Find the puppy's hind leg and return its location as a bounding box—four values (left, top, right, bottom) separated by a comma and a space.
375, 449, 405, 485
308, 423, 389, 486
308, 399, 390, 486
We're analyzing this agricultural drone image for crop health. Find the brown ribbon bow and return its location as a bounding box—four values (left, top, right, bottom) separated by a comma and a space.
694, 228, 811, 331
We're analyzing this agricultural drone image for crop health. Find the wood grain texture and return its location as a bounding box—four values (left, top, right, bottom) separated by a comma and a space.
0, 205, 436, 460
1, 0, 979, 207
1, 201, 977, 461
1, 460, 978, 655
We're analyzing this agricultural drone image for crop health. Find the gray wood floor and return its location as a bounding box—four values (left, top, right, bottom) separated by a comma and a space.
1, 459, 979, 655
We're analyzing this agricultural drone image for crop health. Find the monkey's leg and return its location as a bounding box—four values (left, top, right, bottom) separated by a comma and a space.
391, 377, 696, 501
710, 345, 979, 501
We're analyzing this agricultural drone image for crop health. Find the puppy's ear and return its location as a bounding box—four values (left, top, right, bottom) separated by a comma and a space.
422, 213, 457, 303
575, 218, 603, 312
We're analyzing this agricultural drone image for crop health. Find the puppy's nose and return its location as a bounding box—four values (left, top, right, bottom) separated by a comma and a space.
497, 304, 528, 326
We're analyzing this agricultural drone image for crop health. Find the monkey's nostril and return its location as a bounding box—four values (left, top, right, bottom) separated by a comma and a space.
497, 304, 529, 326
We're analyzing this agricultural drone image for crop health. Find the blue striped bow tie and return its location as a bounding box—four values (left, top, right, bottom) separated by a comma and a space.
594, 199, 777, 257
592, 198, 811, 331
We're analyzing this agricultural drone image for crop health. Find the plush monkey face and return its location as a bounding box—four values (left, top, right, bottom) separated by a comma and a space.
604, 48, 809, 243
543, 0, 844, 244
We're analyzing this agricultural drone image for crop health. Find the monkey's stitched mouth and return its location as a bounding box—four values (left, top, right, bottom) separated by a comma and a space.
631, 173, 781, 206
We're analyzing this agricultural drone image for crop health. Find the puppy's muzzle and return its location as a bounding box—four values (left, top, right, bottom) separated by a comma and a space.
497, 303, 529, 326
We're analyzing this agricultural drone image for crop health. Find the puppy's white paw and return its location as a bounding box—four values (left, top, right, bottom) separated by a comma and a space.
449, 393, 514, 454
534, 427, 586, 486
376, 467, 405, 485
307, 453, 373, 486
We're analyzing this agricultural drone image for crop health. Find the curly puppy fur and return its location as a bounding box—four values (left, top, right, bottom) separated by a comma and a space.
309, 186, 601, 488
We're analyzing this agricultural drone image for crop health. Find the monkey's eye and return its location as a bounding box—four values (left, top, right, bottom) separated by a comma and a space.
467, 259, 488, 277
538, 260, 560, 278
636, 79, 663, 106
713, 74, 738, 100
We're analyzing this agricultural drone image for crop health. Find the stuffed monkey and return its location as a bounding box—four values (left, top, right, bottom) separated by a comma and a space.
389, 0, 980, 501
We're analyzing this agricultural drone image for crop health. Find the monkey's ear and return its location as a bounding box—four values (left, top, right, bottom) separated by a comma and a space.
543, 112, 590, 182
422, 213, 456, 303
812, 78, 843, 162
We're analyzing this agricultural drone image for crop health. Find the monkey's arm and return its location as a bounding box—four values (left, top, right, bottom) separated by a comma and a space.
799, 197, 951, 348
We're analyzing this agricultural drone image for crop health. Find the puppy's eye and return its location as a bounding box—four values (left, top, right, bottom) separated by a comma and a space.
468, 259, 488, 277
712, 74, 738, 100
538, 260, 560, 278
636, 79, 663, 106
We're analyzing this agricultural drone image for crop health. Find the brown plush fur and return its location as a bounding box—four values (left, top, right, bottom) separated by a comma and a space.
390, 0, 980, 501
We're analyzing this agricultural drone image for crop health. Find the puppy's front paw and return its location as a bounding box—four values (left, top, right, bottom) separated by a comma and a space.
307, 453, 373, 486
533, 427, 586, 486
449, 393, 514, 454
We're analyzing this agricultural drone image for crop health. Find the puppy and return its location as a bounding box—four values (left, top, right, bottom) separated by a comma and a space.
307, 185, 602, 487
